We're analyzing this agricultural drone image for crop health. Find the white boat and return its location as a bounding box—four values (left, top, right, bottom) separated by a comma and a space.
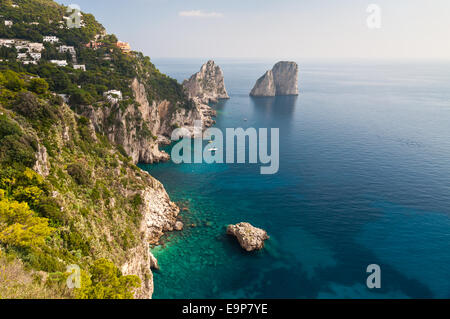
208, 147, 218, 152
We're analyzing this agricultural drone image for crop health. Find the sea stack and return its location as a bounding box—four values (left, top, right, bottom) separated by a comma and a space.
183, 60, 230, 104
227, 222, 269, 252
250, 61, 299, 97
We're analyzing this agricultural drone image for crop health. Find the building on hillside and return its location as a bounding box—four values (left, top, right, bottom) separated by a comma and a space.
84, 40, 103, 50
58, 45, 76, 55
22, 60, 37, 65
29, 52, 41, 61
104, 90, 123, 104
17, 53, 28, 60
15, 45, 30, 52
57, 94, 69, 103
4, 21, 13, 27
0, 39, 15, 47
73, 64, 86, 71
43, 36, 59, 43
0, 39, 14, 48
50, 60, 68, 67
28, 43, 44, 52
116, 41, 131, 54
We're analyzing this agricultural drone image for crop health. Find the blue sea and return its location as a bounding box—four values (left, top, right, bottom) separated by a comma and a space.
140, 59, 450, 299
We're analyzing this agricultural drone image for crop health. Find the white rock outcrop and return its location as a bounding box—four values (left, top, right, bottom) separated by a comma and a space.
250, 61, 299, 97
227, 222, 269, 252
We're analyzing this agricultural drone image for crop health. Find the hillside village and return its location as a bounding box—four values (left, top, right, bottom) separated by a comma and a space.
0, 0, 134, 105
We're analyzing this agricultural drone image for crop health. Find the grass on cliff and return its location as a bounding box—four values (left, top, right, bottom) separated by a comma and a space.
0, 69, 151, 298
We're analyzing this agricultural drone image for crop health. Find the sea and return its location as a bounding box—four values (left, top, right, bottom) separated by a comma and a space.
139, 58, 450, 299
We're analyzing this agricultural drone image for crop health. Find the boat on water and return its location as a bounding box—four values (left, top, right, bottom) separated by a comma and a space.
208, 148, 219, 152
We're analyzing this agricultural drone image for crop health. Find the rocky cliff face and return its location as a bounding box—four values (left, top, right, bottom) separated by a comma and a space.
183, 60, 230, 104
121, 173, 180, 299
76, 77, 216, 164
250, 61, 299, 97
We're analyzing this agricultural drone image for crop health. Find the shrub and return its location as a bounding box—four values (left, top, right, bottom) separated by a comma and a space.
75, 258, 140, 299
13, 91, 58, 123
2, 70, 25, 92
28, 78, 49, 95
67, 163, 90, 186
0, 199, 54, 249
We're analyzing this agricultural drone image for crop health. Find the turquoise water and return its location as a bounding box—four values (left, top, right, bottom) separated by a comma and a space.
140, 59, 450, 299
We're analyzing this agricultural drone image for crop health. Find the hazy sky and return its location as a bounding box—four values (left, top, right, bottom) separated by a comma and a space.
58, 0, 450, 60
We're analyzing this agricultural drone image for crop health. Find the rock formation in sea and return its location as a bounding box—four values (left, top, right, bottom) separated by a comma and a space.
227, 222, 270, 251
183, 60, 230, 104
250, 61, 299, 97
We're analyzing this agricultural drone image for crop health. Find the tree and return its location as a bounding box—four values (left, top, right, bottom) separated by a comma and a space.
0, 198, 54, 248
75, 258, 141, 299
28, 78, 49, 95
3, 70, 25, 91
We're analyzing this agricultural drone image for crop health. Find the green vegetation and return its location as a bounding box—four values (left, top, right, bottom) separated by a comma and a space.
0, 0, 191, 299
0, 69, 145, 298
75, 258, 140, 299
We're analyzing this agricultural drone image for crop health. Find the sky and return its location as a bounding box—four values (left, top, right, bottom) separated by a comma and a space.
58, 0, 450, 60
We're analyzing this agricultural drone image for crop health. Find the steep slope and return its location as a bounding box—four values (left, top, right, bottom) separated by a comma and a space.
0, 70, 181, 298
0, 0, 215, 164
0, 0, 200, 299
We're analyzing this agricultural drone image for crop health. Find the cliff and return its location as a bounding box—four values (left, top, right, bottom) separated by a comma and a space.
0, 0, 219, 299
250, 61, 299, 97
76, 58, 217, 164
183, 60, 230, 104
0, 86, 180, 298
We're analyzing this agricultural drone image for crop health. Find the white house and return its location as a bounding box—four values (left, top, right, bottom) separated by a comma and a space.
15, 45, 30, 52
50, 60, 68, 67
58, 45, 76, 55
104, 90, 123, 104
57, 94, 69, 103
29, 52, 41, 61
28, 43, 44, 52
4, 21, 13, 27
73, 64, 86, 71
22, 60, 37, 65
0, 39, 15, 47
43, 36, 59, 43
17, 53, 28, 60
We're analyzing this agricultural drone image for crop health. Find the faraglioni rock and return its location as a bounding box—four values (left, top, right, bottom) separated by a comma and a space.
227, 222, 269, 251
250, 61, 299, 97
183, 60, 230, 104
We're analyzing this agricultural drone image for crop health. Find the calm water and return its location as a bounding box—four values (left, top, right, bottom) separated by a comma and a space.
140, 59, 450, 299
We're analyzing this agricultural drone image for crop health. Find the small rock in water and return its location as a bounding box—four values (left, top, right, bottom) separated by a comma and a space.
149, 252, 159, 270
174, 221, 184, 231
227, 222, 269, 252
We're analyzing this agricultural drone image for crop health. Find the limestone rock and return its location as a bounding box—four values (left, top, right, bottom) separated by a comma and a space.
174, 221, 184, 231
250, 61, 299, 97
76, 77, 216, 165
183, 60, 230, 104
227, 222, 269, 251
